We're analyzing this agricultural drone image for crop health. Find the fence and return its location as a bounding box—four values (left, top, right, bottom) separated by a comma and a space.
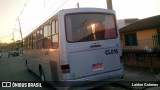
122, 36, 160, 69
153, 34, 160, 50
122, 51, 160, 69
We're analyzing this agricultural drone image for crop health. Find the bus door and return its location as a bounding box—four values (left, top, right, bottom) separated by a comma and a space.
65, 13, 121, 79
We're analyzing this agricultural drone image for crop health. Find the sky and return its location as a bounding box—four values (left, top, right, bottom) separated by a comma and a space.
0, 0, 160, 43
0, 0, 27, 43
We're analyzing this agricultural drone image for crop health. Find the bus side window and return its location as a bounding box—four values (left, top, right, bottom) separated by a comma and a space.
36, 30, 43, 49
52, 21, 55, 34
24, 38, 28, 50
29, 35, 33, 49
27, 38, 29, 50
52, 34, 58, 48
44, 24, 52, 49
55, 20, 59, 33
33, 33, 36, 49
51, 20, 59, 49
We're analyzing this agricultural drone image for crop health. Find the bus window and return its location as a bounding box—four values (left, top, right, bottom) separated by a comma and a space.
29, 36, 33, 49
40, 29, 44, 39
51, 20, 59, 49
52, 34, 58, 48
43, 24, 51, 49
24, 38, 28, 50
55, 20, 59, 33
44, 25, 49, 37
65, 14, 117, 42
33, 33, 36, 49
36, 39, 43, 49
44, 37, 51, 49
36, 30, 40, 40
33, 33, 36, 42
52, 21, 55, 34
48, 24, 51, 36
27, 38, 29, 49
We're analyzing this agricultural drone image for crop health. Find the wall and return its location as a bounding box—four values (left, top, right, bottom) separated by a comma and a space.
121, 28, 157, 50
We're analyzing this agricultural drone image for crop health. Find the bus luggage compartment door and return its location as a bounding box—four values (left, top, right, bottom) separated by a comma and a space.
68, 46, 121, 80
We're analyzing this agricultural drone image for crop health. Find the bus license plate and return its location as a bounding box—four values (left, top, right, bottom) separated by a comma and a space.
92, 63, 103, 71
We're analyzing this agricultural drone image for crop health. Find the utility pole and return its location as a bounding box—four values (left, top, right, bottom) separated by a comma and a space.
12, 32, 15, 50
106, 0, 113, 10
16, 0, 29, 54
12, 32, 15, 43
77, 0, 79, 8
17, 17, 23, 53
18, 17, 23, 41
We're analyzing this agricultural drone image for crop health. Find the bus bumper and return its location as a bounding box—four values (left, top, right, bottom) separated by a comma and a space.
61, 68, 124, 87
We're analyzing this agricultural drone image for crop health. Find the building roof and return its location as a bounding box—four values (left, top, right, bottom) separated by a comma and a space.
124, 18, 138, 25
120, 15, 160, 33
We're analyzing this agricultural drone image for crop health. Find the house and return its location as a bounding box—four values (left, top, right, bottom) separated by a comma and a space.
119, 15, 160, 68
120, 15, 160, 51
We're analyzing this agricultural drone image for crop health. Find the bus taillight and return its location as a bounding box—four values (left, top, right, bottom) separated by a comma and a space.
61, 64, 70, 73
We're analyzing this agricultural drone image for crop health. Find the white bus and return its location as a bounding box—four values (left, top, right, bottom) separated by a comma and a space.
23, 8, 124, 90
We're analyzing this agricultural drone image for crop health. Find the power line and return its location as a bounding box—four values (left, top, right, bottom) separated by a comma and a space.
0, 33, 13, 38
0, 31, 14, 36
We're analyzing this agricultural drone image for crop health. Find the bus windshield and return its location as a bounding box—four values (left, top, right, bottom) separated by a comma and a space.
65, 13, 117, 42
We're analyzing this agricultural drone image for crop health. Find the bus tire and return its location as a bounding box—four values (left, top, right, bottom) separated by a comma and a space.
39, 66, 46, 86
